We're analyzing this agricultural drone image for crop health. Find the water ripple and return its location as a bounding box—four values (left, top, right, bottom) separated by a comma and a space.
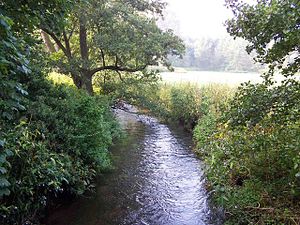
46, 106, 215, 225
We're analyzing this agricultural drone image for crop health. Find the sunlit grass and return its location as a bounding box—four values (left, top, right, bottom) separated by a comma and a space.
48, 72, 74, 86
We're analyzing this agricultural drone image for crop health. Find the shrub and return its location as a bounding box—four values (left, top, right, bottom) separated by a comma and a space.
199, 78, 300, 224
1, 81, 119, 224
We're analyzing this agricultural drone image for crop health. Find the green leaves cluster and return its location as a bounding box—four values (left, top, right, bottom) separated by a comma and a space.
197, 78, 300, 224
0, 15, 28, 121
44, 0, 184, 93
0, 0, 74, 35
226, 0, 300, 76
0, 15, 29, 203
1, 79, 119, 224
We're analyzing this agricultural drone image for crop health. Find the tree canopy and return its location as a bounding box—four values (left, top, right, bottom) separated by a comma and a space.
225, 0, 300, 76
40, 0, 184, 94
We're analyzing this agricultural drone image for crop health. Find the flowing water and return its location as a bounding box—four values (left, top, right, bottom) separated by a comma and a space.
46, 105, 218, 225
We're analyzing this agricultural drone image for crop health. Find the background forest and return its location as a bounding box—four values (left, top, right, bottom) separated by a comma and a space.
169, 37, 263, 72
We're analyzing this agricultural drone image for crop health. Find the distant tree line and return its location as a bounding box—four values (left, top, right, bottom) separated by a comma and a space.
169, 37, 264, 72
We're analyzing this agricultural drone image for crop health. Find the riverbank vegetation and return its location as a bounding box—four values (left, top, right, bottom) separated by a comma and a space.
120, 68, 300, 224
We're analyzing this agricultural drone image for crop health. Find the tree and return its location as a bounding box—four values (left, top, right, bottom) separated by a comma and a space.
225, 0, 300, 76
41, 0, 184, 94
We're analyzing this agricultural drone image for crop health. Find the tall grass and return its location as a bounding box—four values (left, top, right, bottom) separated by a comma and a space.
195, 79, 300, 224
127, 81, 236, 131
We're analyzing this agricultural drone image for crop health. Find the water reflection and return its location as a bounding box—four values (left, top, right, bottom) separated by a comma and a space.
46, 106, 213, 225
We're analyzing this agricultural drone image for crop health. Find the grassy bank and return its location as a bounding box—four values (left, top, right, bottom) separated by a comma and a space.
116, 81, 235, 131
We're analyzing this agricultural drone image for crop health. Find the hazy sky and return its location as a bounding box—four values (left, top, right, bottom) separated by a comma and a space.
163, 0, 236, 38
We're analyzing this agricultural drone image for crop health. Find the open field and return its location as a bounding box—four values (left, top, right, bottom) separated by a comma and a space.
160, 70, 297, 85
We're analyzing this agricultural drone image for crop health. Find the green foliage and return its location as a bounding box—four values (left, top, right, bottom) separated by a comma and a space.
0, 0, 74, 36
0, 14, 29, 202
0, 12, 119, 225
107, 74, 234, 131
196, 78, 300, 224
193, 113, 217, 151
43, 0, 184, 93
0, 140, 13, 198
194, 1, 300, 223
1, 79, 119, 224
226, 0, 300, 76
0, 1, 122, 224
0, 15, 28, 121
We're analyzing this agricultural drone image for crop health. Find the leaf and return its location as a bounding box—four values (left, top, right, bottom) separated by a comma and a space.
0, 140, 4, 148
4, 150, 13, 157
0, 155, 7, 164
0, 188, 10, 197
0, 167, 7, 174
0, 177, 10, 187
2, 112, 13, 120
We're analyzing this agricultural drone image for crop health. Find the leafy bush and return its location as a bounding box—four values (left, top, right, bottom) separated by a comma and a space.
0, 79, 119, 224
0, 14, 29, 205
1, 80, 119, 224
197, 78, 300, 224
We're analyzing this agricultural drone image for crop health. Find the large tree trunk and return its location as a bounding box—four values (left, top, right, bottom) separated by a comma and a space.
71, 71, 94, 95
78, 17, 93, 95
82, 72, 94, 95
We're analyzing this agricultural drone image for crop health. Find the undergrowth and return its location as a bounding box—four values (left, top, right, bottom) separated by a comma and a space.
0, 16, 119, 224
196, 78, 300, 224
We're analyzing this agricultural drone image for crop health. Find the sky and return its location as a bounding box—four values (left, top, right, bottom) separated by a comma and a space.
162, 0, 238, 38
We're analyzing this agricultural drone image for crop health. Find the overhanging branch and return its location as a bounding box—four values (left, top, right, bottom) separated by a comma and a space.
90, 64, 147, 75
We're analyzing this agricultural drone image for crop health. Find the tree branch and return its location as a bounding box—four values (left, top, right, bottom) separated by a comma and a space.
40, 30, 56, 53
79, 18, 89, 64
41, 27, 70, 58
63, 30, 72, 57
90, 64, 147, 76
116, 70, 125, 82
115, 56, 118, 67
100, 49, 106, 67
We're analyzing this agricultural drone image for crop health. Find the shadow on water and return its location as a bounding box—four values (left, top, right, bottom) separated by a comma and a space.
46, 105, 222, 225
